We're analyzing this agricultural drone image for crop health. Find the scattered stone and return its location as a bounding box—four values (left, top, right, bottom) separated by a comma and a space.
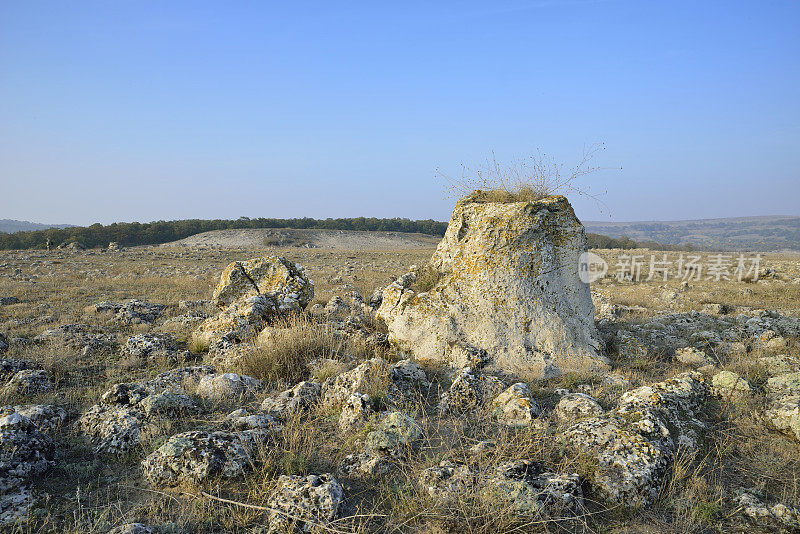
377, 193, 607, 378
418, 460, 477, 501
138, 391, 197, 417
195, 373, 263, 403
0, 410, 54, 524
735, 488, 800, 531
33, 323, 109, 353
213, 256, 314, 311
12, 405, 66, 434
106, 524, 158, 534
79, 404, 144, 454
122, 333, 189, 363
0, 360, 30, 380
338, 393, 374, 432
491, 383, 541, 426
261, 381, 321, 419
711, 371, 753, 397
226, 408, 282, 432
364, 411, 422, 457
390, 359, 429, 392
142, 430, 264, 487
321, 358, 398, 407
86, 300, 165, 324
554, 393, 604, 423
2, 370, 53, 396
565, 372, 708, 507
266, 473, 344, 534
486, 460, 583, 516
675, 347, 715, 368
439, 368, 506, 414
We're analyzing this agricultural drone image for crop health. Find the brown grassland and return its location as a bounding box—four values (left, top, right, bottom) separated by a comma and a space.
0, 245, 799, 533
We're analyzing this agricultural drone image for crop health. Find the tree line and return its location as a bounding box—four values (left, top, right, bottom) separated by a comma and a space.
0, 217, 449, 250
0, 217, 691, 251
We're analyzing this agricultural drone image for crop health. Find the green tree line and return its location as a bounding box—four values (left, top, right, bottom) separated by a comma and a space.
0, 217, 449, 250
0, 218, 689, 251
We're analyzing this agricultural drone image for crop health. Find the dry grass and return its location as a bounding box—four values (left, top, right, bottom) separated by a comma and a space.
1, 245, 800, 532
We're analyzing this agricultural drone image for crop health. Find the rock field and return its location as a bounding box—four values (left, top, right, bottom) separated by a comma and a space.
1, 196, 800, 533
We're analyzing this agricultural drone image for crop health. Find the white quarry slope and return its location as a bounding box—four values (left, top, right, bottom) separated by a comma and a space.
162, 228, 440, 249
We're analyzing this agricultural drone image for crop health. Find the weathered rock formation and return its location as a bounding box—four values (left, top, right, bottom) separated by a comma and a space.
377, 193, 607, 378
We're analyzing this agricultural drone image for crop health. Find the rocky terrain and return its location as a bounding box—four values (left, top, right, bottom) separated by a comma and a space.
0, 195, 799, 533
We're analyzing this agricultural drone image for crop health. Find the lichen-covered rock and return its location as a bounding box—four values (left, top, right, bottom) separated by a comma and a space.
213, 256, 313, 311
486, 460, 583, 516
390, 359, 429, 392
195, 373, 263, 402
365, 411, 422, 456
554, 393, 604, 423
439, 368, 506, 414
79, 404, 144, 454
767, 372, 800, 398
735, 488, 800, 532
122, 333, 190, 363
138, 391, 197, 417
266, 473, 344, 533
377, 193, 607, 378
321, 358, 398, 407
106, 524, 159, 534
87, 300, 165, 324
0, 359, 30, 380
712, 371, 753, 397
34, 323, 109, 353
194, 295, 277, 347
418, 460, 477, 500
2, 370, 53, 396
226, 408, 283, 432
0, 411, 54, 482
675, 347, 714, 368
565, 371, 708, 507
419, 459, 583, 517
12, 405, 66, 434
338, 393, 374, 432
261, 381, 321, 419
765, 396, 800, 441
759, 354, 800, 377
141, 430, 263, 487
102, 383, 150, 406
491, 383, 541, 426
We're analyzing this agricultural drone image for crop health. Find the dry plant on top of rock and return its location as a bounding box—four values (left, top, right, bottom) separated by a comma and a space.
437, 142, 611, 205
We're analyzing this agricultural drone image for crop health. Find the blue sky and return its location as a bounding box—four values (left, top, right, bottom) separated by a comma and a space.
1, 1, 798, 225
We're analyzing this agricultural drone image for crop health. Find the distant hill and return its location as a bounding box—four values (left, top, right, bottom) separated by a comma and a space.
585, 215, 800, 251
0, 219, 74, 233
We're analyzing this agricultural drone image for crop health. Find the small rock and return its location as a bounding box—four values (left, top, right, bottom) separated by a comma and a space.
261, 381, 320, 419
711, 371, 753, 397
675, 347, 715, 368
491, 383, 541, 426
554, 393, 604, 423
195, 373, 263, 402
267, 474, 344, 533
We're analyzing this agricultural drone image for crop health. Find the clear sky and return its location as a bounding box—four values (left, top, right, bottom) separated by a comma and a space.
1, 1, 798, 226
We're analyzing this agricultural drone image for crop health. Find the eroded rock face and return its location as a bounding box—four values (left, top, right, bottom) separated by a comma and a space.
213, 256, 313, 311
377, 193, 607, 378
266, 473, 344, 534
565, 371, 708, 507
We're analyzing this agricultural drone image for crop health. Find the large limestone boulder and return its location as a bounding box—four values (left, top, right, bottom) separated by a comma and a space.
213, 256, 313, 310
377, 193, 607, 378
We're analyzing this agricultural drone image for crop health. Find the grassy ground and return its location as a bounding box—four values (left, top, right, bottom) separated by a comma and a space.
0, 245, 799, 533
